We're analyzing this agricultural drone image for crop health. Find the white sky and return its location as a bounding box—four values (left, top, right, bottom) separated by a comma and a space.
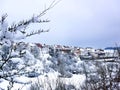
0, 0, 120, 48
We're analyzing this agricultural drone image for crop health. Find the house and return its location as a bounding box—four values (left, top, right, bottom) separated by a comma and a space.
95, 49, 105, 58
35, 43, 43, 48
73, 48, 81, 56
61, 48, 71, 54
79, 47, 85, 56
86, 47, 95, 52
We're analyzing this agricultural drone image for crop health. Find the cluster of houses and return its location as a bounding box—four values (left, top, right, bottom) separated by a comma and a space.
35, 43, 119, 60
13, 42, 119, 60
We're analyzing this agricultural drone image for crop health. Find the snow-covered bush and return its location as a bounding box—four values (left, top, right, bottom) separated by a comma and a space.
48, 50, 84, 78
81, 60, 120, 90
29, 75, 77, 90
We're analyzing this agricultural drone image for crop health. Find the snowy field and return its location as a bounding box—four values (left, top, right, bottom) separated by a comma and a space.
0, 47, 119, 90
1, 73, 85, 90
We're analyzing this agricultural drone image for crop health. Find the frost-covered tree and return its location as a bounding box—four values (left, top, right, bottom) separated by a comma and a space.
0, 1, 59, 89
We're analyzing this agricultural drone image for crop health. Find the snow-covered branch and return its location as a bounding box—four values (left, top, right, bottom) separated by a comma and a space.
26, 29, 49, 37
0, 0, 61, 89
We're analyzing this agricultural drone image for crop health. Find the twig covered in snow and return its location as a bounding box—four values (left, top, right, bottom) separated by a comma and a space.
0, 0, 61, 89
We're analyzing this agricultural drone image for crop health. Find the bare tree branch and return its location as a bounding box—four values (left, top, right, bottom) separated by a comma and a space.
0, 14, 8, 24
8, 0, 61, 35
26, 29, 49, 37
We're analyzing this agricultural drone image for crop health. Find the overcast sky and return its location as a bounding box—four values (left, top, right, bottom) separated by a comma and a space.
0, 0, 120, 48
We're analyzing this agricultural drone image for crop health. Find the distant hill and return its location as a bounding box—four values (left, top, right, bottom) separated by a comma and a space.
105, 47, 120, 50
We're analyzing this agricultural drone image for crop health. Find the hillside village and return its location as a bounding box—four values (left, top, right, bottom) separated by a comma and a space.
17, 42, 119, 61
0, 41, 119, 89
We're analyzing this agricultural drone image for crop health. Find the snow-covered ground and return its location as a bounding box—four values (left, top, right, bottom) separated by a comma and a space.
4, 73, 85, 90
0, 43, 119, 90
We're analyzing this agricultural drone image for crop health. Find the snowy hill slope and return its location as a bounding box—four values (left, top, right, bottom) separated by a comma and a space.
0, 42, 119, 90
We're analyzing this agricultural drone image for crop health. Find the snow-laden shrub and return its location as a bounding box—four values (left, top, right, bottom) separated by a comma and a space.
81, 60, 120, 90
30, 45, 40, 59
29, 76, 77, 90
